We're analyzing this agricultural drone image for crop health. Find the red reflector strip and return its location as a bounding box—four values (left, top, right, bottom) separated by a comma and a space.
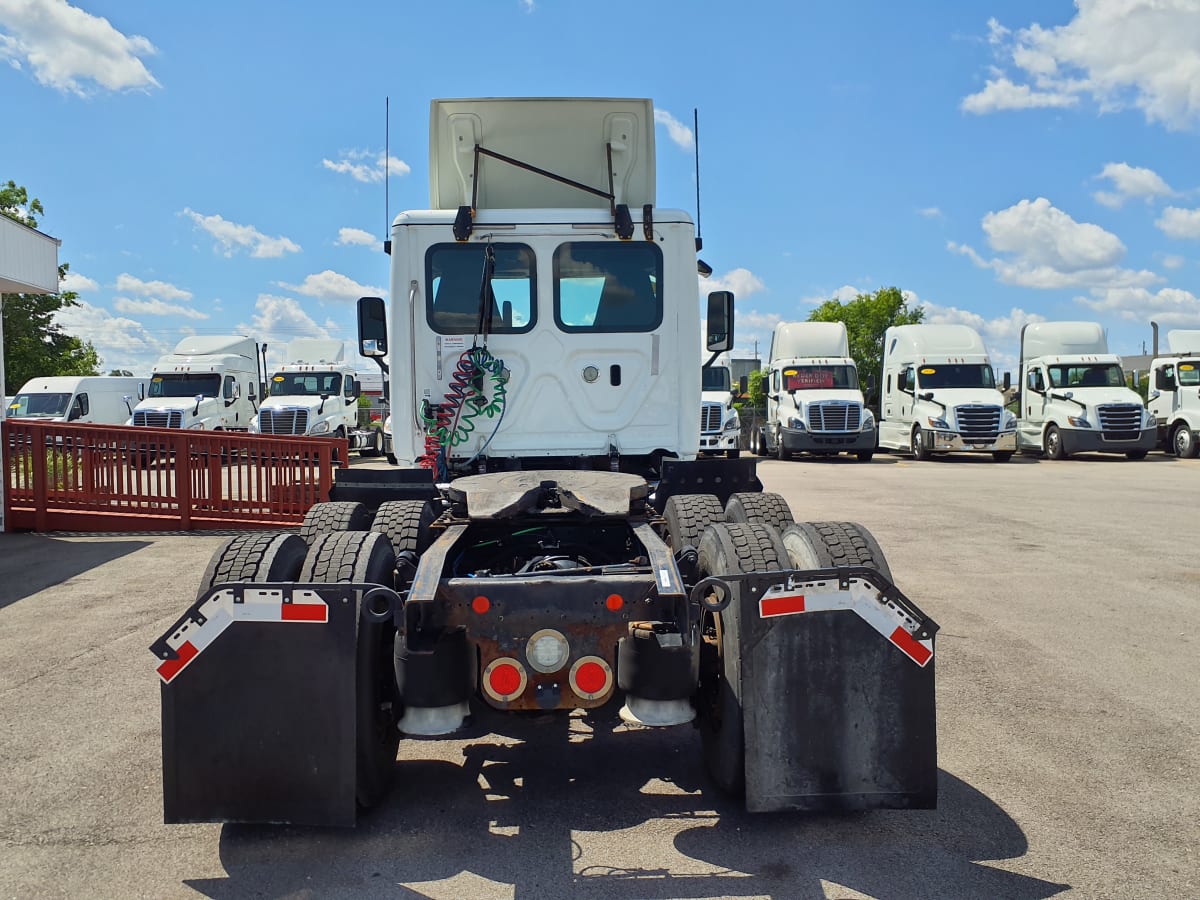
760, 593, 805, 617
890, 626, 932, 666
156, 640, 198, 684
280, 602, 327, 622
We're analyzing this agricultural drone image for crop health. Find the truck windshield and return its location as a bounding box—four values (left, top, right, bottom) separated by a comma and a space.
1174, 361, 1199, 386
917, 365, 995, 389
702, 366, 731, 392
782, 365, 858, 391
270, 372, 342, 396
1048, 364, 1124, 389
148, 374, 221, 398
9, 393, 70, 417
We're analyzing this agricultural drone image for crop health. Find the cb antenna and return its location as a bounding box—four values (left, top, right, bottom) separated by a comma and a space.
694, 108, 702, 252
384, 97, 392, 255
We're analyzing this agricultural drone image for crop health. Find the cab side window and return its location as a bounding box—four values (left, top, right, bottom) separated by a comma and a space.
223, 376, 236, 400
69, 394, 89, 420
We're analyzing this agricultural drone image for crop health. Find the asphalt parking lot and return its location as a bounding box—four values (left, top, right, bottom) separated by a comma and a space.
0, 450, 1197, 899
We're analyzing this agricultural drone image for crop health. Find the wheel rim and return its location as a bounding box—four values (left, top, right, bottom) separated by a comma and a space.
1048, 431, 1059, 456
1176, 429, 1189, 456
912, 430, 921, 455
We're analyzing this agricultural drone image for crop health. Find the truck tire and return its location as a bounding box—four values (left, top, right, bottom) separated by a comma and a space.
856, 450, 874, 462
300, 531, 400, 809
696, 523, 789, 796
774, 428, 791, 461
724, 492, 794, 530
662, 494, 725, 553
1173, 423, 1198, 458
748, 428, 760, 456
1045, 425, 1067, 460
911, 426, 930, 461
370, 499, 437, 559
300, 500, 372, 545
780, 521, 894, 583
1125, 449, 1148, 461
993, 451, 1013, 462
359, 427, 384, 458
196, 532, 308, 600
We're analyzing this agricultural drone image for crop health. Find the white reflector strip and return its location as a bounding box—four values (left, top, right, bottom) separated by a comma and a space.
758, 577, 933, 668
156, 588, 328, 684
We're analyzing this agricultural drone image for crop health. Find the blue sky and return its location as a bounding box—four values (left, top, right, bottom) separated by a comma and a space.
2, 0, 1198, 377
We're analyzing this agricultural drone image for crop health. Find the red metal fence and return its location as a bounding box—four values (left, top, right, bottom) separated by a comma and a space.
3, 420, 347, 532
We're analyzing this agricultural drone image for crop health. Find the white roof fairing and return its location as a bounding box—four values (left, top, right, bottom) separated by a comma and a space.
429, 98, 656, 211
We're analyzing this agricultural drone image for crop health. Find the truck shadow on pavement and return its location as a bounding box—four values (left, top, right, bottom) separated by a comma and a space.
0, 535, 150, 611
189, 707, 1068, 900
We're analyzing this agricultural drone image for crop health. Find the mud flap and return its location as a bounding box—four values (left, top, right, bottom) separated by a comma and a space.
151, 584, 367, 826
722, 567, 937, 812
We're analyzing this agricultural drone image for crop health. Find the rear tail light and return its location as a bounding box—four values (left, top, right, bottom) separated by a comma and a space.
569, 656, 613, 700
482, 658, 528, 702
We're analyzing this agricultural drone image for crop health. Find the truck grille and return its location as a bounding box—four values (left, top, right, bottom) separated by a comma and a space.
259, 408, 309, 435
700, 402, 724, 434
955, 405, 1001, 442
1098, 404, 1142, 441
807, 401, 861, 433
132, 410, 183, 428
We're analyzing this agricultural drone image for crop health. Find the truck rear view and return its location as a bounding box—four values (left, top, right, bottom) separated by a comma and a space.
152, 97, 939, 826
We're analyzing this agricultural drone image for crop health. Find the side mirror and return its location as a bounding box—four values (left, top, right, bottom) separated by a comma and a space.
1003, 371, 1011, 390
353, 379, 362, 399
919, 392, 934, 402
358, 296, 389, 357
138, 385, 146, 401
706, 291, 734, 353
738, 375, 748, 396
867, 374, 877, 393
897, 371, 910, 393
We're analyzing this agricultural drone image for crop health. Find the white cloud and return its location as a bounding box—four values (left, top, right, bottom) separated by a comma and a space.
700, 267, 765, 298
917, 207, 943, 219
276, 270, 384, 303
60, 271, 98, 293
113, 296, 207, 320
52, 300, 168, 374
1077, 285, 1200, 325
0, 0, 159, 95
1092, 162, 1174, 208
335, 227, 378, 248
237, 294, 339, 367
182, 208, 301, 258
520, 0, 535, 11
1162, 254, 1186, 270
322, 150, 410, 184
951, 198, 1160, 291
963, 2, 1200, 130
961, 77, 1077, 113
1156, 206, 1200, 239
114, 273, 192, 301
653, 109, 694, 151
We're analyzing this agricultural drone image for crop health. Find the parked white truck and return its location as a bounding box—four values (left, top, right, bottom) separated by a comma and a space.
1147, 329, 1200, 458
8, 375, 147, 425
1017, 321, 1155, 460
699, 350, 741, 458
153, 98, 938, 827
878, 323, 1015, 461
249, 339, 383, 455
761, 321, 875, 461
131, 335, 263, 431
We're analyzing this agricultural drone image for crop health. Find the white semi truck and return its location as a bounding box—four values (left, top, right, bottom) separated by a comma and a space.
131, 335, 263, 431
1017, 321, 1155, 460
699, 350, 741, 458
1147, 328, 1200, 458
153, 98, 938, 827
249, 339, 384, 456
878, 323, 1015, 461
8, 375, 147, 425
760, 321, 875, 461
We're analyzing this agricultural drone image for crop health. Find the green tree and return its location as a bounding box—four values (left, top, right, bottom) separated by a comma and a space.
747, 367, 768, 410
808, 286, 924, 404
1, 180, 101, 391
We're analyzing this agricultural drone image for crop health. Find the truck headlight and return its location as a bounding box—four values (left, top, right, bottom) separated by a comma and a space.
723, 416, 740, 432
248, 416, 260, 432
310, 420, 332, 435
1143, 410, 1156, 428
1001, 411, 1017, 431
1067, 415, 1091, 428
927, 416, 949, 430
861, 410, 875, 431
786, 416, 806, 431
187, 422, 205, 430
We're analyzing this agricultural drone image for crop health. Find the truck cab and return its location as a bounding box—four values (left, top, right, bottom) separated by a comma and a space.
878, 324, 1016, 461
699, 352, 741, 458
1148, 329, 1200, 458
1017, 322, 1155, 460
131, 336, 261, 431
